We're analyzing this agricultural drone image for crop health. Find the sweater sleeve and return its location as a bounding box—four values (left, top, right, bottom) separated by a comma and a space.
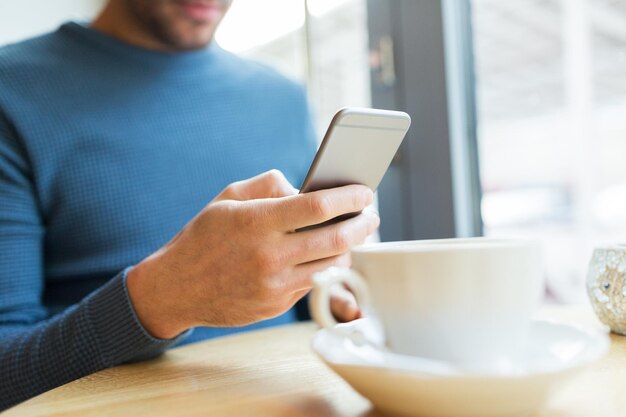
0, 112, 186, 411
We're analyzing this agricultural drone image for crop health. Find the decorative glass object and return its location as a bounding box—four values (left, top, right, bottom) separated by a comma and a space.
587, 245, 626, 334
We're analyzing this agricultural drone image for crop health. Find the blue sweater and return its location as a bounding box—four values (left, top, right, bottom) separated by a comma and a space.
0, 22, 316, 409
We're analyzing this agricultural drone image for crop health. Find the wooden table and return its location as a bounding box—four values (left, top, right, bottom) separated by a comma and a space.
5, 305, 626, 417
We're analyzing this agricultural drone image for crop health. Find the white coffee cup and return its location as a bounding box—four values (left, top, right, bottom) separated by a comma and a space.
310, 238, 543, 372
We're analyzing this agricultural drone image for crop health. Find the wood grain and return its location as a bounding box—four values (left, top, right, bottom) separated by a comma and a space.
3, 305, 623, 417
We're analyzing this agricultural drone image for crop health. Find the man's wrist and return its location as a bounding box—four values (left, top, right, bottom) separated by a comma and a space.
126, 259, 187, 340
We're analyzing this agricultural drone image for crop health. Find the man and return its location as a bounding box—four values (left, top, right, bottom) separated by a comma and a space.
0, 0, 379, 409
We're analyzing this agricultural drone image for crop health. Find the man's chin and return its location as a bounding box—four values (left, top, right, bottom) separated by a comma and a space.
125, 0, 220, 52
155, 26, 216, 51
167, 38, 213, 51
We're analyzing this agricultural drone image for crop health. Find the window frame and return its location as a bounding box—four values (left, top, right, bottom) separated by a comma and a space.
367, 0, 483, 241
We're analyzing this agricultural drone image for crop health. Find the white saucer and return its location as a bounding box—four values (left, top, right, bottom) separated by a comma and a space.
312, 319, 609, 417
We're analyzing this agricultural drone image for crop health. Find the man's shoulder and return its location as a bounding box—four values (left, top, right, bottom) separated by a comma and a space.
0, 30, 64, 76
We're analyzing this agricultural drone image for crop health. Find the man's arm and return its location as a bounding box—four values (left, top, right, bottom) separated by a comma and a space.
0, 113, 185, 410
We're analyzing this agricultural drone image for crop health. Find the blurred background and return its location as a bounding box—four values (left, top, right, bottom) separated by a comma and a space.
1, 0, 625, 303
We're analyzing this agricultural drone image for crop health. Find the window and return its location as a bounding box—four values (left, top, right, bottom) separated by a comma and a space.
472, 0, 626, 302
216, 0, 371, 135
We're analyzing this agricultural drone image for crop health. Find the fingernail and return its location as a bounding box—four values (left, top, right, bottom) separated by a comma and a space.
362, 188, 374, 206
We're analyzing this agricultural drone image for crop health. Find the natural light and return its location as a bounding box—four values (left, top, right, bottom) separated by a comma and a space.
215, 0, 353, 53
216, 0, 304, 53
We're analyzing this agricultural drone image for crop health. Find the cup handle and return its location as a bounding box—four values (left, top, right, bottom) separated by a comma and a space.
309, 267, 385, 348
310, 267, 371, 329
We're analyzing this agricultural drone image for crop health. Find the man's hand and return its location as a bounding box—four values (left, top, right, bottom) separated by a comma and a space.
127, 170, 378, 339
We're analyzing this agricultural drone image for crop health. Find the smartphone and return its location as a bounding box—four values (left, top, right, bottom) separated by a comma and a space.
299, 107, 411, 228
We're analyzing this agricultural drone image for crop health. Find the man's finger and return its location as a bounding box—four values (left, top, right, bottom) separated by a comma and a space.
283, 253, 352, 293
284, 210, 379, 265
286, 288, 311, 309
216, 169, 297, 201
267, 185, 374, 231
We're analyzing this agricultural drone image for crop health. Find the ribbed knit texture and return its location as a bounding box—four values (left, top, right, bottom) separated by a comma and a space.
0, 22, 316, 410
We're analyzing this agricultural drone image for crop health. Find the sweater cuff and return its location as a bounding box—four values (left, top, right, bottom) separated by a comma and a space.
83, 268, 190, 367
